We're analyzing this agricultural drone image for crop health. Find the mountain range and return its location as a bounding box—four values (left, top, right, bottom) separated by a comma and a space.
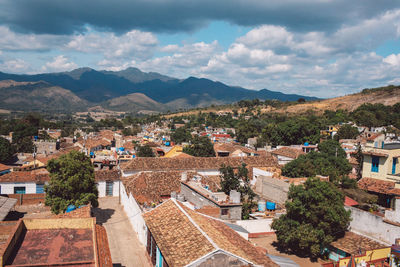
0, 67, 318, 113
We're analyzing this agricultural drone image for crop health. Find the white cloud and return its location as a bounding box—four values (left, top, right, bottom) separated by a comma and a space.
66, 30, 158, 60
383, 53, 400, 66
0, 59, 30, 73
42, 55, 77, 72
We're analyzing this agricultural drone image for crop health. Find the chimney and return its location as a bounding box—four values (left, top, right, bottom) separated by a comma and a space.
229, 190, 241, 204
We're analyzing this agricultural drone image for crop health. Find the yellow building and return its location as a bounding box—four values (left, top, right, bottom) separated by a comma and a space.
163, 145, 183, 158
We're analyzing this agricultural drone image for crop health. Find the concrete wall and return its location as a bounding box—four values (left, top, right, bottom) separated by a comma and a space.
97, 181, 120, 197
236, 219, 274, 234
181, 183, 242, 220
385, 198, 400, 223
346, 206, 400, 245
120, 183, 147, 246
0, 182, 37, 194
255, 176, 289, 204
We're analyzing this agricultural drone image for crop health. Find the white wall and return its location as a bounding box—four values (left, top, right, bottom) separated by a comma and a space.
253, 167, 273, 180
236, 219, 274, 234
197, 169, 220, 176
385, 198, 400, 223
97, 181, 121, 197
120, 183, 147, 245
0, 182, 37, 194
347, 206, 400, 245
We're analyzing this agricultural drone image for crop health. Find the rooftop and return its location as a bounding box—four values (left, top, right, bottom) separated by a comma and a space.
358, 177, 400, 196
143, 199, 277, 267
330, 232, 388, 255
271, 147, 305, 159
121, 155, 278, 172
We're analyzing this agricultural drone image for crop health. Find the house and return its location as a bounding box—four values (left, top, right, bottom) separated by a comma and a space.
214, 143, 259, 157
365, 133, 385, 148
120, 155, 279, 180
0, 168, 121, 197
320, 125, 340, 138
271, 147, 305, 165
301, 143, 318, 153
360, 142, 400, 207
33, 140, 59, 155
181, 180, 242, 220
0, 217, 112, 266
143, 199, 277, 267
324, 232, 390, 267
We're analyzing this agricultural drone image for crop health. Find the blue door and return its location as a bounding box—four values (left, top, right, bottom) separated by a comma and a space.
393, 158, 398, 174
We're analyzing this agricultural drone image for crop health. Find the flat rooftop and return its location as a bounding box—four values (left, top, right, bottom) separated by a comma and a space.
7, 228, 95, 266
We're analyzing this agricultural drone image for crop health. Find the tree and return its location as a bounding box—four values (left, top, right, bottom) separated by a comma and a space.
136, 145, 155, 157
272, 178, 351, 258
219, 163, 257, 219
170, 127, 192, 144
354, 143, 363, 180
0, 137, 14, 163
183, 136, 216, 157
45, 151, 98, 214
336, 124, 359, 140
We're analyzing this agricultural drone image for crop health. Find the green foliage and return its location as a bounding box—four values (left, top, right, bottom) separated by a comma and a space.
0, 137, 14, 163
45, 151, 98, 214
336, 124, 359, 140
170, 127, 192, 144
271, 178, 351, 258
282, 140, 352, 182
15, 137, 35, 153
136, 145, 155, 157
354, 143, 363, 180
219, 163, 256, 219
183, 136, 215, 157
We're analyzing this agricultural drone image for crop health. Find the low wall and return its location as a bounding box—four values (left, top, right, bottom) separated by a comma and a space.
236, 218, 274, 237
5, 193, 45, 205
346, 206, 400, 245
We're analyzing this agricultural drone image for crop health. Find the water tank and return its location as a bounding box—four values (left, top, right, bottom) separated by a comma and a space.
66, 205, 76, 213
266, 202, 276, 210
258, 201, 266, 212
304, 142, 309, 146
165, 142, 170, 146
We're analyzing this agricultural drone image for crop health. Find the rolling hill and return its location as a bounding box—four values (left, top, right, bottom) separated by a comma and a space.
0, 67, 318, 113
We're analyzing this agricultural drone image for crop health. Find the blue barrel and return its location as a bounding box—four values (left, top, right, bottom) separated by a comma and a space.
266, 202, 276, 210
165, 142, 170, 146
258, 201, 266, 212
66, 205, 76, 213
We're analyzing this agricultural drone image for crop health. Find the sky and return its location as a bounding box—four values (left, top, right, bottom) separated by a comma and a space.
0, 1, 400, 98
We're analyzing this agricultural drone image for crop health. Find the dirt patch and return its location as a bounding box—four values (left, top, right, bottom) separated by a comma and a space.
250, 234, 323, 267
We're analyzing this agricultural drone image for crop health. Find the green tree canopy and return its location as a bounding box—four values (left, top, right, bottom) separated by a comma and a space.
136, 144, 155, 157
0, 137, 14, 163
170, 127, 192, 144
45, 151, 98, 214
272, 178, 351, 258
183, 136, 216, 157
336, 124, 359, 140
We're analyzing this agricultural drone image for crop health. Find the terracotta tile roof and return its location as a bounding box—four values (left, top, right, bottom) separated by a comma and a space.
358, 177, 400, 196
0, 168, 50, 183
94, 169, 120, 181
123, 171, 182, 204
196, 206, 221, 218
366, 133, 384, 141
95, 224, 113, 267
344, 196, 359, 206
0, 163, 10, 172
330, 232, 388, 255
171, 152, 194, 158
121, 155, 278, 172
271, 147, 305, 159
214, 143, 257, 155
362, 151, 389, 157
144, 200, 215, 266
143, 200, 277, 267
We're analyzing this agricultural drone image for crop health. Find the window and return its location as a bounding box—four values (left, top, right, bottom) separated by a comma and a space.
371, 156, 379, 173
221, 208, 229, 216
393, 158, 398, 175
14, 187, 26, 194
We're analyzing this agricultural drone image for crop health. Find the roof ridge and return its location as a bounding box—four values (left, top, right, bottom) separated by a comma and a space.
172, 198, 219, 249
